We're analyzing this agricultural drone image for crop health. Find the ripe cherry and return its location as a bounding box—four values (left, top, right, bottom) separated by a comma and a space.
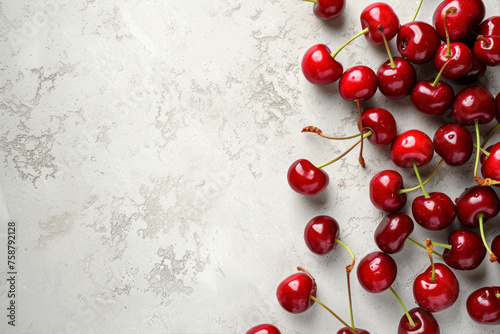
479, 16, 500, 37
433, 42, 473, 80
466, 286, 500, 325
357, 251, 397, 293
433, 124, 472, 166
411, 80, 454, 116
276, 270, 316, 313
246, 324, 281, 334
287, 159, 329, 196
338, 66, 377, 101
361, 107, 397, 146
481, 142, 500, 182
302, 44, 344, 85
474, 35, 500, 66
442, 229, 486, 270
307, 0, 345, 21
397, 21, 441, 64
412, 192, 456, 231
369, 170, 407, 212
433, 0, 485, 42
304, 215, 339, 255
456, 186, 500, 228
452, 86, 496, 125
374, 213, 414, 254
360, 2, 400, 45
390, 130, 434, 168
377, 56, 416, 99
398, 307, 440, 334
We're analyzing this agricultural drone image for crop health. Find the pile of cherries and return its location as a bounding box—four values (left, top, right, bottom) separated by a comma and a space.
247, 0, 500, 333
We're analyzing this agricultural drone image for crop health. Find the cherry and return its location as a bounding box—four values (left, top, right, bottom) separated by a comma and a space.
276, 270, 316, 313
412, 192, 456, 231
452, 86, 496, 125
442, 229, 486, 270
369, 170, 407, 212
338, 66, 377, 101
304, 215, 339, 255
246, 324, 281, 334
360, 2, 400, 45
287, 159, 329, 196
390, 130, 434, 168
481, 142, 500, 182
466, 286, 500, 325
411, 73, 454, 116
433, 0, 485, 42
398, 308, 440, 334
479, 16, 500, 37
337, 328, 370, 334
305, 0, 345, 21
492, 235, 500, 264
474, 35, 500, 66
413, 262, 459, 313
377, 56, 416, 99
456, 54, 487, 85
374, 213, 414, 254
456, 185, 500, 228
433, 123, 472, 166
397, 21, 441, 64
433, 42, 473, 80
361, 107, 397, 146
357, 251, 397, 293
302, 44, 344, 85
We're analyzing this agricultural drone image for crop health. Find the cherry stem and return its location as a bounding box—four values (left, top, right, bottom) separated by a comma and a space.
426, 238, 436, 281
315, 132, 372, 169
431, 241, 452, 250
474, 119, 484, 185
297, 266, 316, 283
331, 28, 369, 59
481, 123, 500, 147
473, 143, 490, 156
379, 25, 395, 68
477, 35, 490, 47
336, 239, 356, 271
407, 237, 444, 258
432, 59, 452, 87
412, 161, 430, 198
388, 287, 416, 328
412, 0, 423, 22
302, 126, 363, 140
335, 238, 356, 329
399, 159, 443, 194
443, 7, 457, 57
355, 99, 366, 167
309, 295, 358, 334
478, 213, 498, 263
303, 0, 317, 3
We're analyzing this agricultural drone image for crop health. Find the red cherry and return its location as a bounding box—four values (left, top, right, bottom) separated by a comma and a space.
481, 142, 500, 182
311, 0, 345, 21
433, 0, 485, 42
397, 21, 441, 64
287, 159, 329, 196
413, 263, 459, 313
433, 42, 473, 80
398, 307, 440, 334
246, 324, 281, 334
455, 185, 500, 228
357, 251, 397, 293
466, 286, 500, 325
390, 129, 434, 168
337, 327, 370, 334
433, 123, 472, 166
452, 86, 496, 125
361, 107, 397, 146
474, 35, 500, 66
442, 229, 486, 270
456, 54, 487, 85
411, 81, 454, 116
302, 44, 343, 85
360, 2, 400, 45
412, 192, 456, 231
276, 271, 317, 314
496, 91, 500, 122
492, 235, 500, 264
374, 213, 414, 254
338, 65, 377, 101
377, 57, 416, 99
369, 170, 407, 212
304, 215, 339, 255
479, 16, 500, 37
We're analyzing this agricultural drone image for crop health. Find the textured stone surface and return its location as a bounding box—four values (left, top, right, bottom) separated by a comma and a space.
0, 0, 499, 333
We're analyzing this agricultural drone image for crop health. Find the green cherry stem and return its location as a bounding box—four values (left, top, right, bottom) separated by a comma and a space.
379, 25, 395, 68
309, 295, 358, 334
431, 241, 452, 250
481, 123, 500, 147
478, 213, 498, 263
315, 131, 372, 169
399, 159, 443, 194
407, 237, 444, 258
412, 0, 423, 22
443, 7, 457, 57
302, 0, 317, 3
336, 239, 356, 329
432, 59, 453, 87
412, 161, 430, 198
355, 99, 366, 167
388, 287, 416, 328
302, 126, 363, 140
426, 239, 436, 281
473, 143, 491, 156
331, 28, 369, 58
473, 119, 485, 185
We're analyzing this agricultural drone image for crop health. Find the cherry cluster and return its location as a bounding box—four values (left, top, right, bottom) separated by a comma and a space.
247, 1, 500, 334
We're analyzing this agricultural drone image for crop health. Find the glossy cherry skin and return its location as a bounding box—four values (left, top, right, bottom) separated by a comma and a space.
474, 35, 500, 66
481, 142, 500, 181
456, 54, 486, 85
287, 159, 329, 196
390, 130, 434, 168
357, 251, 397, 293
304, 215, 339, 255
492, 235, 500, 264
398, 307, 440, 334
312, 0, 345, 21
479, 16, 500, 37
397, 21, 441, 64
442, 229, 486, 270
466, 286, 500, 325
433, 0, 485, 42
246, 324, 281, 334
361, 107, 397, 146
456, 186, 500, 228
374, 213, 414, 254
377, 57, 416, 99
337, 327, 370, 334
302, 44, 343, 85
360, 2, 400, 45
433, 123, 472, 166
369, 170, 407, 212
412, 192, 456, 231
413, 263, 459, 313
276, 271, 316, 314
338, 66, 377, 101
411, 81, 454, 116
452, 86, 496, 125
433, 42, 473, 80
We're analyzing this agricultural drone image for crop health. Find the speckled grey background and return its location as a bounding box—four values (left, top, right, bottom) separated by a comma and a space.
0, 0, 499, 333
